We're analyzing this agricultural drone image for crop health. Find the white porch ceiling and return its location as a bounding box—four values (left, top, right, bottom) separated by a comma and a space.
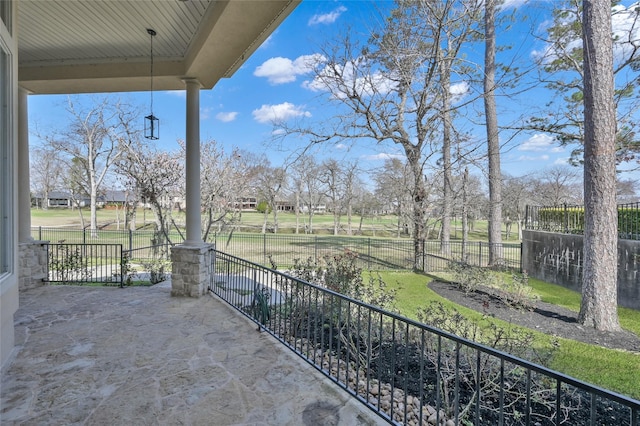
18, 0, 299, 94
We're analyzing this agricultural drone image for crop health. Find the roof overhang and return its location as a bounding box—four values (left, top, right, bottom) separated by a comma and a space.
18, 0, 299, 94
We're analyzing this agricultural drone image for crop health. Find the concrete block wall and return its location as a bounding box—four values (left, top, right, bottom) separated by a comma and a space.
522, 230, 640, 309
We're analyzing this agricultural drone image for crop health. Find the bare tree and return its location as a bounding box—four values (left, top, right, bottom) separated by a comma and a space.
531, 165, 582, 206
616, 178, 638, 203
116, 141, 183, 245
196, 141, 261, 240
319, 159, 346, 235
255, 161, 288, 234
342, 161, 362, 236
43, 97, 138, 237
291, 156, 324, 234
502, 174, 534, 240
484, 0, 503, 264
30, 145, 64, 209
279, 1, 484, 267
579, 0, 621, 331
373, 158, 414, 238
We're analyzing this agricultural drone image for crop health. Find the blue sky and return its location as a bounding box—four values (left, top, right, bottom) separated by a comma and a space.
28, 0, 640, 183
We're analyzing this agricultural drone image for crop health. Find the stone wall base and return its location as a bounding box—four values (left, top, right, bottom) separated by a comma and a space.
170, 244, 214, 297
19, 240, 48, 291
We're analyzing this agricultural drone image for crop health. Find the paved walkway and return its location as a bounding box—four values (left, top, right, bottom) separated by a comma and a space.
1, 283, 387, 425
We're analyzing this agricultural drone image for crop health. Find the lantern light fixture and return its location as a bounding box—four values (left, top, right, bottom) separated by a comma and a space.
145, 28, 159, 140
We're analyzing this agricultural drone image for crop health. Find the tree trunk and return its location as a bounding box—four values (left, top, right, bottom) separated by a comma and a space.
440, 50, 452, 256
578, 0, 621, 331
272, 206, 279, 234
407, 147, 426, 270
90, 185, 99, 238
484, 0, 503, 265
261, 209, 268, 234
295, 191, 300, 234
461, 168, 469, 263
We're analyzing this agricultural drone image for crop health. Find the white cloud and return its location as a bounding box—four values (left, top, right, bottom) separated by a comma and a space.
254, 54, 325, 85
449, 81, 470, 103
259, 33, 275, 50
308, 6, 347, 26
532, 3, 640, 66
362, 153, 405, 161
335, 143, 347, 150
518, 133, 562, 152
166, 90, 185, 98
450, 82, 469, 96
215, 111, 238, 123
500, 0, 529, 10
554, 157, 570, 165
252, 102, 311, 124
517, 154, 550, 161
303, 59, 397, 97
201, 107, 212, 120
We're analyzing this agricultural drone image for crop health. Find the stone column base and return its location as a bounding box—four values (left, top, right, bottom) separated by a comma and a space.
170, 244, 214, 297
19, 240, 48, 291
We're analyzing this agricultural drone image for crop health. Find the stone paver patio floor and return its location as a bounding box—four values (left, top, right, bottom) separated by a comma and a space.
1, 282, 386, 425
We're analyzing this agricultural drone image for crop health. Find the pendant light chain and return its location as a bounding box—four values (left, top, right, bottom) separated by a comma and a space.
148, 28, 156, 116
145, 28, 159, 140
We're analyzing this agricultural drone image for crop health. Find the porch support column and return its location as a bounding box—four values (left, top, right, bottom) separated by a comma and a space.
184, 78, 202, 246
18, 87, 47, 291
17, 87, 31, 242
171, 78, 213, 298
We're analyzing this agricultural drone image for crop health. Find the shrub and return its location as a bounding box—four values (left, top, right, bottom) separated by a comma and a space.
448, 262, 497, 294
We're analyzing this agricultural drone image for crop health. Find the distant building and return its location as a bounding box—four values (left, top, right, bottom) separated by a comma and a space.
32, 191, 90, 208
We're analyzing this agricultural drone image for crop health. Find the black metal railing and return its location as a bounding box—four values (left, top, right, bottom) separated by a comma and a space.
424, 241, 522, 272
33, 226, 182, 250
47, 243, 124, 286
208, 249, 640, 426
34, 227, 523, 272
525, 203, 640, 240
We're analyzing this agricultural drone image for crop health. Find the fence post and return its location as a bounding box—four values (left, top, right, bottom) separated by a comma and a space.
119, 244, 124, 288
38, 226, 42, 240
315, 236, 318, 260
478, 242, 482, 267
83, 228, 87, 244
128, 229, 133, 252
368, 238, 371, 270
520, 242, 523, 273
263, 233, 267, 265
563, 203, 568, 234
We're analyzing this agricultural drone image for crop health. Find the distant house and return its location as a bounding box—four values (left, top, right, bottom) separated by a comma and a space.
98, 190, 130, 208
232, 197, 258, 211
275, 199, 295, 212
32, 191, 90, 208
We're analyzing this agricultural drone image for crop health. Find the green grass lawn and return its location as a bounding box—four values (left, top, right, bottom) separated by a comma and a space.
373, 271, 640, 400
31, 208, 521, 241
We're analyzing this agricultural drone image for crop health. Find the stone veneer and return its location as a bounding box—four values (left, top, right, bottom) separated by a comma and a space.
170, 244, 214, 297
19, 240, 48, 291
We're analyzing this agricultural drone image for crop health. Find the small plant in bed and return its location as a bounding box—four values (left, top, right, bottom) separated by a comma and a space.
449, 262, 538, 310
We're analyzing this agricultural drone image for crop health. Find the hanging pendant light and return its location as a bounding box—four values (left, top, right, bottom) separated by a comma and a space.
145, 28, 159, 140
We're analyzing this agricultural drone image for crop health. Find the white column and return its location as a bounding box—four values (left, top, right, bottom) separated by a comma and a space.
18, 87, 32, 242
184, 79, 202, 246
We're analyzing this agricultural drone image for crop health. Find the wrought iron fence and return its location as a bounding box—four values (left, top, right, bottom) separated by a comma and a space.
211, 233, 522, 272
209, 249, 640, 426
525, 203, 640, 240
33, 226, 182, 250
34, 227, 523, 272
47, 243, 124, 286
424, 241, 522, 272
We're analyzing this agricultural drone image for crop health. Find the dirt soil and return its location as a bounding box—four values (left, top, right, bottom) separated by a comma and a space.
428, 280, 640, 353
